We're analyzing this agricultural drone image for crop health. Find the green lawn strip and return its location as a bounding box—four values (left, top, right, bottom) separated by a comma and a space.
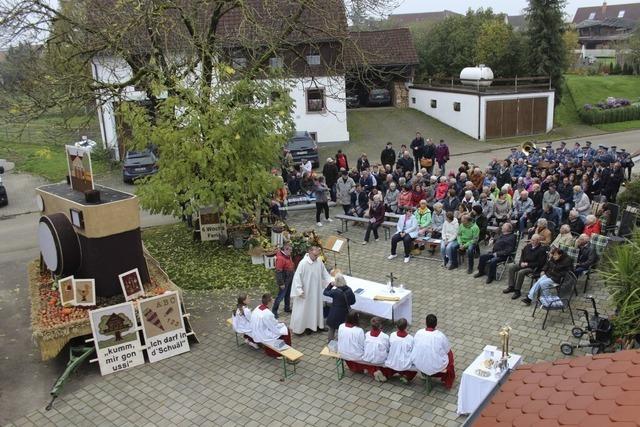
0, 141, 111, 181
565, 75, 640, 108
595, 120, 640, 132
142, 223, 277, 292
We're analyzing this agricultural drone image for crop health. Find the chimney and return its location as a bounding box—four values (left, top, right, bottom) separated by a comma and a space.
602, 2, 607, 16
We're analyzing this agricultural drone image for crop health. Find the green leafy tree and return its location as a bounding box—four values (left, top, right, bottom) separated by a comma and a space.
562, 28, 579, 70
475, 19, 523, 77
525, 0, 568, 102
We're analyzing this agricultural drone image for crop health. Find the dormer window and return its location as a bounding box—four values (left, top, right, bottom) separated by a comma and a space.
588, 12, 596, 19
306, 51, 321, 66
270, 57, 283, 69
618, 10, 625, 18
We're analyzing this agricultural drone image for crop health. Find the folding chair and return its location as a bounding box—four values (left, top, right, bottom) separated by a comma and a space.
532, 271, 577, 330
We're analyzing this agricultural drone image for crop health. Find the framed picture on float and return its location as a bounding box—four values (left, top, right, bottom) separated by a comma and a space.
58, 275, 76, 306
74, 278, 96, 306
118, 268, 145, 301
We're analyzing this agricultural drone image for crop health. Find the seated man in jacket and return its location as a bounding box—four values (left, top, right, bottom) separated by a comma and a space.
513, 190, 535, 235
473, 222, 517, 284
503, 234, 547, 299
575, 234, 598, 277
388, 206, 419, 263
522, 247, 574, 305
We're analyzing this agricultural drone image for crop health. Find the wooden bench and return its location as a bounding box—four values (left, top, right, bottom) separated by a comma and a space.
227, 318, 303, 379
319, 345, 440, 392
334, 214, 370, 232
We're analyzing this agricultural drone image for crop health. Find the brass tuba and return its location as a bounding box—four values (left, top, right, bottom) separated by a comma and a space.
521, 141, 537, 157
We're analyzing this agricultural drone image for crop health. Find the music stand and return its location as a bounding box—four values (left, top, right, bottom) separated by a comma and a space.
322, 235, 351, 275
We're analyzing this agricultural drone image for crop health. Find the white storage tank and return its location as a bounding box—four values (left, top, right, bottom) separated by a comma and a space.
460, 65, 494, 87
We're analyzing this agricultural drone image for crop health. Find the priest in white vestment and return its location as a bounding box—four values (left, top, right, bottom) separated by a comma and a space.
290, 246, 333, 334
250, 294, 292, 358
411, 314, 455, 389
384, 318, 417, 382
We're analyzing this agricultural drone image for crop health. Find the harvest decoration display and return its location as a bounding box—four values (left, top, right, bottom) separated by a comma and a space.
30, 250, 184, 361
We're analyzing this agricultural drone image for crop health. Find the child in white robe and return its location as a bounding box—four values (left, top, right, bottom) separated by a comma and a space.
231, 294, 258, 349
337, 311, 366, 373
384, 318, 416, 382
362, 317, 390, 382
250, 294, 292, 358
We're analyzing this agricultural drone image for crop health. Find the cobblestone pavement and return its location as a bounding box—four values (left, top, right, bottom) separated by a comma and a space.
6, 207, 611, 427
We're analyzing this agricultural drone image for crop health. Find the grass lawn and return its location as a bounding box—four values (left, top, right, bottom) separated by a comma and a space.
0, 109, 111, 181
143, 223, 276, 292
565, 75, 640, 109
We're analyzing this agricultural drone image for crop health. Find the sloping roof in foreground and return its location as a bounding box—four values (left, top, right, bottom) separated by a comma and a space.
474, 349, 640, 426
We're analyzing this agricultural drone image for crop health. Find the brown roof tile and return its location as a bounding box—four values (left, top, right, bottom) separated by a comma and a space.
346, 28, 418, 67
474, 350, 640, 426
573, 2, 640, 24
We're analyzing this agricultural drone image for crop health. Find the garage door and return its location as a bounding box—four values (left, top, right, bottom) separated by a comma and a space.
485, 97, 548, 139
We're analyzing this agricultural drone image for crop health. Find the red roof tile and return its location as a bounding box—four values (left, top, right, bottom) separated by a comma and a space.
346, 28, 418, 67
473, 350, 640, 427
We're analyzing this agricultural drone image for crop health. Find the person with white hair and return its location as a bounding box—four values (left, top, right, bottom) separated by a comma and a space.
493, 190, 512, 225
323, 273, 356, 342
573, 185, 591, 220
551, 224, 576, 249
527, 218, 552, 246
502, 234, 547, 299
427, 202, 446, 238
584, 214, 602, 236
384, 182, 399, 213
363, 193, 385, 244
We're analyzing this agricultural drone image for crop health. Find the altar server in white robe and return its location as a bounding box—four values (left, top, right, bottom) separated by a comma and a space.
231, 294, 258, 349
250, 294, 292, 358
362, 317, 390, 381
290, 246, 333, 335
411, 314, 456, 389
384, 318, 417, 382
337, 311, 368, 373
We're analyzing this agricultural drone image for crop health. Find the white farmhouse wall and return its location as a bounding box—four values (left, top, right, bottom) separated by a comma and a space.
290, 77, 349, 144
408, 88, 480, 139
479, 91, 555, 141
91, 57, 349, 159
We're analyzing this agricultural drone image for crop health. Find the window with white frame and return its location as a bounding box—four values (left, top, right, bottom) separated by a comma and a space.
618, 10, 625, 18
306, 88, 325, 112
588, 12, 596, 19
270, 57, 283, 69
306, 51, 321, 65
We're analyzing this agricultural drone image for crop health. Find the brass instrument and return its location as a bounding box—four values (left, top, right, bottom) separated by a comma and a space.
521, 141, 537, 157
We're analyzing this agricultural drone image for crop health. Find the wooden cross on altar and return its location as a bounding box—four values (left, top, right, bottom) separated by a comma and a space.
386, 272, 397, 294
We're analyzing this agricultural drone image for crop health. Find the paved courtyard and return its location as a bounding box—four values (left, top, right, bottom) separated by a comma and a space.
5, 206, 611, 427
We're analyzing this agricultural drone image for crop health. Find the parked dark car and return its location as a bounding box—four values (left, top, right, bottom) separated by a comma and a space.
0, 166, 7, 207
285, 131, 319, 167
122, 150, 159, 183
346, 94, 360, 108
367, 88, 391, 107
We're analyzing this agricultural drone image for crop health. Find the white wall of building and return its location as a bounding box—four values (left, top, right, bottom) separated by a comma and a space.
408, 88, 480, 139
408, 87, 555, 141
91, 57, 349, 159
290, 77, 349, 144
479, 91, 555, 141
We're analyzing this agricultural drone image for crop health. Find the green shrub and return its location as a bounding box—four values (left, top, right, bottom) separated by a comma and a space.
578, 104, 640, 124
618, 178, 640, 208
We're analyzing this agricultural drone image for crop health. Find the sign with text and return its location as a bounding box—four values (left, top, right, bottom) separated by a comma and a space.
199, 207, 226, 241
138, 292, 190, 363
89, 302, 144, 376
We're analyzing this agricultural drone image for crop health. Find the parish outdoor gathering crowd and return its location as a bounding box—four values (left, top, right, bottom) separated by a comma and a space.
247, 132, 634, 385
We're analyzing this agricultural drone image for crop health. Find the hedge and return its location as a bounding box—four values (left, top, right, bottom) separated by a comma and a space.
578, 104, 640, 125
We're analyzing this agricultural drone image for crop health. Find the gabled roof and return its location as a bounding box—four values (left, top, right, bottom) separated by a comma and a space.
576, 17, 636, 29
387, 10, 462, 27
346, 28, 418, 67
573, 2, 640, 24
474, 350, 640, 426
